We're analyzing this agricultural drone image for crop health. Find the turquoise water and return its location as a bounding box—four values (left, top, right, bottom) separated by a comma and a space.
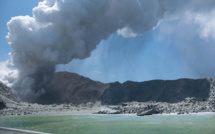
0, 114, 215, 134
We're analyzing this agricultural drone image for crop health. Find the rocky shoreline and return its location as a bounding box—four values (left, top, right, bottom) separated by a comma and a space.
95, 97, 215, 116
0, 100, 99, 116
1, 96, 214, 116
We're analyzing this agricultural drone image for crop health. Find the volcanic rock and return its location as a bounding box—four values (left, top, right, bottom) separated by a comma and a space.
39, 72, 109, 104
0, 81, 20, 103
137, 109, 159, 116
0, 81, 21, 111
0, 101, 6, 110
37, 72, 215, 106
101, 78, 211, 105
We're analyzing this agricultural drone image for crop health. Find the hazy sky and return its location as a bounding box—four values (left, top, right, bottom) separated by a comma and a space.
1, 0, 215, 87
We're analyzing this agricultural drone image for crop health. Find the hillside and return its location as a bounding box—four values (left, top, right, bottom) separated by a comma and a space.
39, 72, 215, 105
101, 78, 212, 104
0, 81, 20, 110
1, 72, 215, 106
38, 72, 109, 104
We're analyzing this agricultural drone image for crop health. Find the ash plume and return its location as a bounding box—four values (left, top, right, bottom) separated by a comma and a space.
6, 0, 215, 100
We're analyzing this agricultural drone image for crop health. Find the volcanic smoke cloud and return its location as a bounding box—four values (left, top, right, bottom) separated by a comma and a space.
6, 0, 215, 100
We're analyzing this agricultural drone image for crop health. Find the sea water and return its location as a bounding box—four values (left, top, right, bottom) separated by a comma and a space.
0, 114, 215, 134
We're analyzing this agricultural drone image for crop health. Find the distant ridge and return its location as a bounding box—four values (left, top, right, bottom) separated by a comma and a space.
101, 78, 211, 104
39, 72, 109, 104
37, 72, 215, 105
1, 72, 214, 105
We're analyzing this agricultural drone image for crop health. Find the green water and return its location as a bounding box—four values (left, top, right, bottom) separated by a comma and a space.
0, 114, 215, 134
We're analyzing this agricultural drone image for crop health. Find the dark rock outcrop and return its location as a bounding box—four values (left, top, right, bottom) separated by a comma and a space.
0, 81, 20, 111
137, 109, 159, 116
39, 72, 109, 104
0, 101, 6, 110
0, 81, 20, 103
101, 78, 211, 105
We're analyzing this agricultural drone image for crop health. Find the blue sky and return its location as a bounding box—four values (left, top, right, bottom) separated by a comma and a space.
56, 27, 195, 83
1, 0, 215, 83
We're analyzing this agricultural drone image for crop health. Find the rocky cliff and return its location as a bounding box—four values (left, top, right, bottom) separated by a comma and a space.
1, 72, 214, 106
101, 78, 212, 105
38, 72, 109, 104
0, 81, 20, 110
39, 72, 215, 105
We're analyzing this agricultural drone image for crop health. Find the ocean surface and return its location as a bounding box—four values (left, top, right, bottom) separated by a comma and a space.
0, 113, 215, 134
